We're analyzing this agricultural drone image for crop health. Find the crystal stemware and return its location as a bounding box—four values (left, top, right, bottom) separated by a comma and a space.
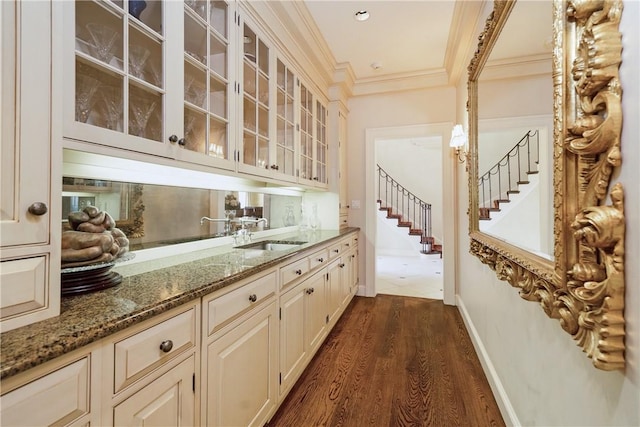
129, 45, 150, 79
97, 85, 122, 130
129, 96, 157, 138
76, 74, 101, 123
86, 23, 120, 64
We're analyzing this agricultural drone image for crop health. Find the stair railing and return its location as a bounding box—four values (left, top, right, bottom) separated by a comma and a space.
377, 165, 433, 253
478, 130, 539, 218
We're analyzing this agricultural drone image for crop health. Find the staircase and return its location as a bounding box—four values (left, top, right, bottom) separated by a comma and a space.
377, 165, 442, 257
479, 130, 539, 220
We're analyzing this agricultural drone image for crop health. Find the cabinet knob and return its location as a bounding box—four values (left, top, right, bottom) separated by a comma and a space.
270, 164, 279, 170
159, 340, 174, 353
306, 287, 315, 294
333, 249, 339, 253
28, 202, 48, 216
339, 263, 345, 268
248, 294, 257, 302
178, 138, 186, 146
317, 257, 324, 263
295, 269, 302, 275
168, 134, 178, 143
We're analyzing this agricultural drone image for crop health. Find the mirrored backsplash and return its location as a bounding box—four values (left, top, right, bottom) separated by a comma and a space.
62, 177, 302, 251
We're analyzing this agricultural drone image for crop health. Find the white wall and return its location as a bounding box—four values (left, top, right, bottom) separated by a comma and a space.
454, 1, 640, 425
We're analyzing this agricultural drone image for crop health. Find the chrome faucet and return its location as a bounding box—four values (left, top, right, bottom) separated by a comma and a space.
200, 216, 229, 226
239, 217, 268, 228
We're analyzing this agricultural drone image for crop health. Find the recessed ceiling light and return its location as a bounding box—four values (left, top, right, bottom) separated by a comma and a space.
354, 10, 370, 21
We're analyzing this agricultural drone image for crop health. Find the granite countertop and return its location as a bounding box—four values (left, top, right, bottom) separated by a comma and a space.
0, 228, 359, 381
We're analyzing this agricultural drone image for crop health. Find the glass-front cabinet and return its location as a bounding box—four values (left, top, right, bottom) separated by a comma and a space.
66, 0, 177, 157
179, 0, 233, 169
273, 58, 297, 182
239, 20, 270, 176
62, 0, 329, 188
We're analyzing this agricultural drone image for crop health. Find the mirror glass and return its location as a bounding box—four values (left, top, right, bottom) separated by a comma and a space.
476, 1, 554, 259
62, 177, 302, 251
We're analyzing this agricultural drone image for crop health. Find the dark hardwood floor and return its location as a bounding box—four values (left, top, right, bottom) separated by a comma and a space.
268, 295, 505, 427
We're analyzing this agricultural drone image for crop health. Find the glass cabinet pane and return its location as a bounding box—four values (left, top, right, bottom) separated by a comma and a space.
74, 0, 164, 143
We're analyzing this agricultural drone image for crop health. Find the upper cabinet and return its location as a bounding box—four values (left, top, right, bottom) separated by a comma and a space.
238, 18, 271, 177
61, 0, 333, 189
1, 0, 60, 332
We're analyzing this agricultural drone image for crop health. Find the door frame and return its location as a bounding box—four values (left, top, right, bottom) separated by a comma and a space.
364, 123, 456, 305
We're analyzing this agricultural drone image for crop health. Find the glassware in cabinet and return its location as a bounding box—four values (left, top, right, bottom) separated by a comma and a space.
71, 0, 167, 151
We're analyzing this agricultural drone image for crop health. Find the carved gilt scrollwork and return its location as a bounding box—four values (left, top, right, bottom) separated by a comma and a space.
468, 0, 625, 371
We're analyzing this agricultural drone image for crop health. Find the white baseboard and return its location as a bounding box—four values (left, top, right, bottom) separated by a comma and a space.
456, 295, 520, 427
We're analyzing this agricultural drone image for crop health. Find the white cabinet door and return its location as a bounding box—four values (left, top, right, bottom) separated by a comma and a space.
206, 300, 278, 427
279, 281, 307, 395
237, 15, 272, 178
113, 355, 195, 427
305, 269, 328, 354
1, 0, 51, 247
327, 259, 343, 323
63, 0, 181, 157
1, 0, 60, 333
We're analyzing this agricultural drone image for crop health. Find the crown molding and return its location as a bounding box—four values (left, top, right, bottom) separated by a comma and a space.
480, 54, 552, 81
352, 69, 450, 97
445, 0, 488, 86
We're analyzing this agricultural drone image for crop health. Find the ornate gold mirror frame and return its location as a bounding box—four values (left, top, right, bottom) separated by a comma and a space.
467, 0, 625, 370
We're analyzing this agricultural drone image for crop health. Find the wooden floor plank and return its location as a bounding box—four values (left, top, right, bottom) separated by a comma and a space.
268, 295, 504, 427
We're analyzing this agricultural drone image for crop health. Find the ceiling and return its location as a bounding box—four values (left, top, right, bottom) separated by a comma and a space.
302, 0, 484, 94
301, 1, 552, 95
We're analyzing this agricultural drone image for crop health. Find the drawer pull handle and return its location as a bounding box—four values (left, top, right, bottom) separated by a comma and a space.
306, 287, 315, 294
159, 340, 174, 353
333, 249, 339, 253
346, 243, 350, 246
317, 257, 324, 262
339, 263, 345, 268
295, 269, 303, 275
248, 294, 257, 302
28, 202, 48, 216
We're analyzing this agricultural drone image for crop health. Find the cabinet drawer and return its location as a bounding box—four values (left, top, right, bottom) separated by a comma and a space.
0, 357, 90, 426
207, 271, 277, 335
0, 256, 47, 321
328, 242, 343, 260
114, 307, 196, 393
309, 248, 328, 271
280, 257, 310, 289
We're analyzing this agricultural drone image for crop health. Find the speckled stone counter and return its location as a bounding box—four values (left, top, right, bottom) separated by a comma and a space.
0, 228, 359, 381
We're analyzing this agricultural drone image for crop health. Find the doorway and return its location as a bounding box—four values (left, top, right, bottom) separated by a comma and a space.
364, 123, 456, 304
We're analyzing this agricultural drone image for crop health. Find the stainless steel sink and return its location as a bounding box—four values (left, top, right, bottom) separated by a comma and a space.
236, 240, 307, 251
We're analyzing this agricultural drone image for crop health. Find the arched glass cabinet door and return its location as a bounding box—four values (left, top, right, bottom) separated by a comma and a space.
69, 0, 171, 156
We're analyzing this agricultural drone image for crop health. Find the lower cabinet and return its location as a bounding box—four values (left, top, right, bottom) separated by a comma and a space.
113, 355, 196, 427
0, 354, 94, 427
279, 268, 328, 396
0, 232, 359, 427
204, 300, 278, 427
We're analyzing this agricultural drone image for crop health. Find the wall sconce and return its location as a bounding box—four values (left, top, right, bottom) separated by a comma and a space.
450, 124, 469, 164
